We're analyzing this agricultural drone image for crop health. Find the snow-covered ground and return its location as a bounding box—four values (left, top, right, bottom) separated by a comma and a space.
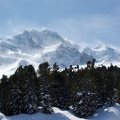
0, 105, 120, 120
90, 104, 120, 120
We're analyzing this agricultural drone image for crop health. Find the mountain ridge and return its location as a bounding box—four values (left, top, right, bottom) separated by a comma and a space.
82, 43, 120, 62
0, 29, 120, 77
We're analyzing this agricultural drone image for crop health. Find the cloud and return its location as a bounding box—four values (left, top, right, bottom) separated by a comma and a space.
0, 16, 46, 39
0, 3, 120, 50
48, 13, 120, 48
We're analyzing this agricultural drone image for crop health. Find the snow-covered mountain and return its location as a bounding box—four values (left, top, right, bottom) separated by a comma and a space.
6, 29, 64, 52
82, 43, 120, 62
0, 29, 120, 77
0, 29, 92, 66
42, 41, 93, 67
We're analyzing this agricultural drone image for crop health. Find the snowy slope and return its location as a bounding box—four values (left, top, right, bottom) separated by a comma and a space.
42, 41, 93, 67
0, 105, 120, 120
82, 43, 120, 62
0, 30, 120, 78
0, 29, 93, 78
8, 29, 64, 49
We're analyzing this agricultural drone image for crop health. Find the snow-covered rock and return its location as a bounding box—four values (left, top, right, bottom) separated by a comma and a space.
42, 41, 93, 68
9, 29, 64, 50
82, 43, 120, 62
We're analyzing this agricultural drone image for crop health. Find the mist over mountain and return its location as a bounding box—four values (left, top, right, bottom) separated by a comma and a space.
82, 43, 120, 62
0, 29, 120, 77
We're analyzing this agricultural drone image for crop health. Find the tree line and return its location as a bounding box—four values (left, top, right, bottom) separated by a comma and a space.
0, 61, 120, 118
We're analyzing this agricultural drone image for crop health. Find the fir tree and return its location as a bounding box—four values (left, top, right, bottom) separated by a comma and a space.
53, 72, 70, 109
0, 75, 10, 115
73, 70, 97, 118
37, 62, 53, 114
7, 84, 22, 115
0, 62, 120, 118
22, 77, 38, 114
9, 65, 38, 115
74, 90, 96, 118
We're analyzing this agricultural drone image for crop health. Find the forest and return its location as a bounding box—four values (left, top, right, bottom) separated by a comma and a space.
0, 60, 120, 118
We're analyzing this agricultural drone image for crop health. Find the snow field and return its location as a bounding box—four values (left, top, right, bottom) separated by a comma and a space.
0, 105, 120, 120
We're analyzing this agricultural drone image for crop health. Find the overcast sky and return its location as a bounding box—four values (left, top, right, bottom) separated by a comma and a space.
0, 0, 120, 48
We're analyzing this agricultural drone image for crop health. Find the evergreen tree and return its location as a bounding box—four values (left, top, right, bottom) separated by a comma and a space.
73, 70, 97, 118
9, 65, 38, 115
91, 59, 96, 68
53, 62, 59, 72
22, 77, 38, 114
50, 63, 71, 109
116, 76, 120, 103
87, 61, 91, 68
0, 75, 10, 115
24, 65, 38, 88
0, 61, 120, 118
37, 62, 53, 114
74, 91, 96, 118
7, 83, 22, 115
21, 65, 38, 114
53, 71, 70, 109
49, 62, 60, 106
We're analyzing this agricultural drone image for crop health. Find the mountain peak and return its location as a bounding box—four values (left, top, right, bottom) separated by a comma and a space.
23, 30, 29, 34
9, 29, 65, 48
16, 29, 60, 38
95, 43, 108, 50
42, 29, 57, 34
82, 47, 92, 56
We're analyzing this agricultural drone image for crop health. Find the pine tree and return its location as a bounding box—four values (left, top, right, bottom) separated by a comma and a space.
91, 59, 96, 69
24, 65, 38, 89
116, 76, 120, 103
93, 70, 104, 108
0, 61, 119, 117
0, 75, 10, 115
22, 77, 38, 114
53, 62, 59, 72
37, 62, 53, 114
87, 61, 91, 68
7, 84, 22, 115
50, 63, 71, 109
74, 91, 96, 118
53, 72, 70, 109
73, 70, 97, 118
49, 63, 59, 106
9, 65, 38, 115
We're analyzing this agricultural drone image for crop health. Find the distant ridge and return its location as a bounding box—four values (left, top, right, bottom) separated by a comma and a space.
0, 29, 120, 77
